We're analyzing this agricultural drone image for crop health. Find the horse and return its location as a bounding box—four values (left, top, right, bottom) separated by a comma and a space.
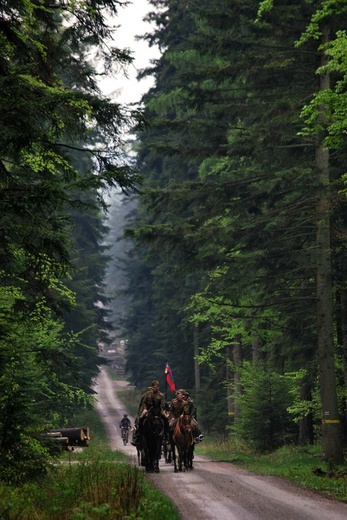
162, 408, 173, 463
135, 435, 146, 467
172, 413, 194, 472
141, 400, 165, 473
162, 436, 173, 464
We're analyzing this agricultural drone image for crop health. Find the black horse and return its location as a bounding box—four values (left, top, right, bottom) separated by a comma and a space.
141, 400, 165, 473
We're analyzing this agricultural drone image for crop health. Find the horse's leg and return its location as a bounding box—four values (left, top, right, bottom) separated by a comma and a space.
184, 433, 191, 470
187, 444, 194, 469
147, 439, 159, 473
172, 440, 178, 472
176, 443, 183, 472
142, 438, 151, 471
180, 449, 184, 471
183, 446, 188, 472
146, 447, 154, 473
154, 438, 161, 473
164, 441, 172, 463
167, 443, 172, 463
183, 448, 187, 471
167, 430, 173, 463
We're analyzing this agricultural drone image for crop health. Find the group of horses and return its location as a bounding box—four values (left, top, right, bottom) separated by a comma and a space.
135, 400, 195, 473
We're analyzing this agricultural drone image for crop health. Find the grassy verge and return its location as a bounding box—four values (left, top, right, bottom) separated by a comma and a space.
0, 456, 180, 519
196, 438, 347, 502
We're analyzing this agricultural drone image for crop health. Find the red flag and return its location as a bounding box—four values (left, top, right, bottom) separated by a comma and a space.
165, 361, 176, 393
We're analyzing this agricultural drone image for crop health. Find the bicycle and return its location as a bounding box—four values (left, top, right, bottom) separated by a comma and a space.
120, 426, 129, 445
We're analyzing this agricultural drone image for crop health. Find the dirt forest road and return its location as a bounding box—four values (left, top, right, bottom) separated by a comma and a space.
94, 366, 347, 520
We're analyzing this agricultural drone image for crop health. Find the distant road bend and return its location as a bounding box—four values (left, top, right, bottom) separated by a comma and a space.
95, 367, 347, 520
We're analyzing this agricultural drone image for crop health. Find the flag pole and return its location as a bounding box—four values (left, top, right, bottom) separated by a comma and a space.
165, 369, 168, 401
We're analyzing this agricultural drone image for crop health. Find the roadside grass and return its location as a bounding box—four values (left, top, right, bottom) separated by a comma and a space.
196, 438, 347, 502
0, 457, 180, 520
117, 388, 141, 419
0, 401, 180, 520
106, 367, 141, 418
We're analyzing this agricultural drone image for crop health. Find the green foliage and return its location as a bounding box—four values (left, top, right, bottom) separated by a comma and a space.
230, 362, 297, 452
286, 370, 320, 424
256, 0, 274, 21
0, 455, 180, 520
295, 1, 347, 46
298, 26, 347, 149
0, 289, 94, 483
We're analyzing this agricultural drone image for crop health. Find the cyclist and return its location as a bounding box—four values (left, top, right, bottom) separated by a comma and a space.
119, 414, 131, 444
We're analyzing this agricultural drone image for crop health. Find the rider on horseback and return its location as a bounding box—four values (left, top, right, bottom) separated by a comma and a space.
169, 389, 204, 443
131, 380, 169, 446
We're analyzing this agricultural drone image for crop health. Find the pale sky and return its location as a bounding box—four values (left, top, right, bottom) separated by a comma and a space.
99, 0, 160, 104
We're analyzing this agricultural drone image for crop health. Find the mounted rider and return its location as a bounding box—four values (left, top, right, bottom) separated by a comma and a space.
169, 388, 204, 443
131, 379, 169, 446
169, 388, 187, 423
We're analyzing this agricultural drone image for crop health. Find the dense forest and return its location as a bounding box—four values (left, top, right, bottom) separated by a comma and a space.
106, 0, 347, 465
2, 0, 347, 485
0, 0, 139, 483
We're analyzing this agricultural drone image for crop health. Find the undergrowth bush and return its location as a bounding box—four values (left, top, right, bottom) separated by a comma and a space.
0, 456, 179, 519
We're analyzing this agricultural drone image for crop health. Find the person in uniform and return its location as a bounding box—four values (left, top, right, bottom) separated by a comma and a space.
182, 390, 204, 443
168, 388, 187, 430
131, 379, 169, 445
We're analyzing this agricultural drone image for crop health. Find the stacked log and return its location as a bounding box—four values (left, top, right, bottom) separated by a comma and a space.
45, 427, 90, 450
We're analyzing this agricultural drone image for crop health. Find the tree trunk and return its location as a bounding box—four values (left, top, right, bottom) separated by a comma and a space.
226, 339, 242, 422
193, 325, 201, 390
46, 427, 90, 447
232, 339, 243, 421
298, 383, 314, 445
252, 333, 262, 364
339, 281, 347, 442
315, 25, 343, 464
226, 346, 233, 418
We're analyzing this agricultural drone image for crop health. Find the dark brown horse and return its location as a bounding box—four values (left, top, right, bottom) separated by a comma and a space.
141, 401, 165, 473
172, 413, 194, 472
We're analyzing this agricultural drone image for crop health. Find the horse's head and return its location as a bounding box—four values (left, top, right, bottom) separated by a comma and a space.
179, 413, 193, 433
173, 413, 194, 447
182, 413, 191, 422
145, 400, 164, 437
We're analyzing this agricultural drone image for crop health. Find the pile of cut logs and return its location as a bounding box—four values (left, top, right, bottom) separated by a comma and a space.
45, 427, 90, 451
